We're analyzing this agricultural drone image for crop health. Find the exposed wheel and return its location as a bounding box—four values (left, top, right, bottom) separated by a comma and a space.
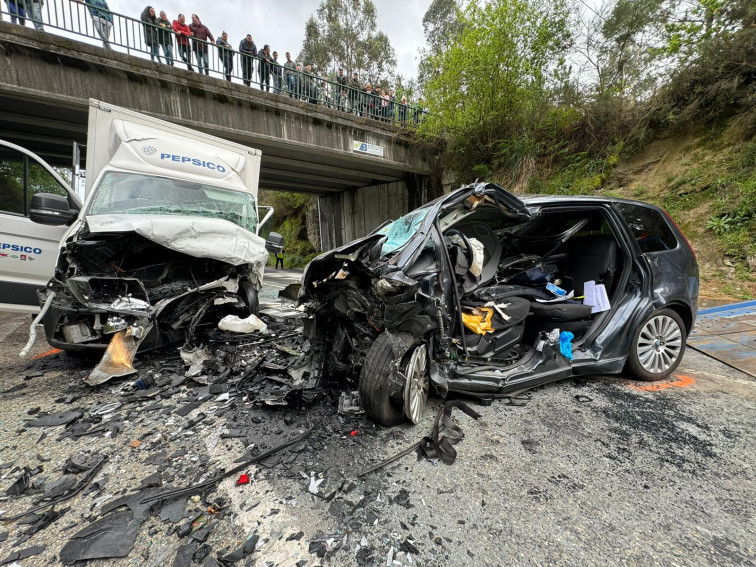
359, 332, 424, 426
627, 308, 686, 381
403, 344, 429, 424
238, 280, 259, 316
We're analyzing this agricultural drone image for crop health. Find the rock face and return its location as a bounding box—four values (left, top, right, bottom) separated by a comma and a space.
747, 254, 756, 272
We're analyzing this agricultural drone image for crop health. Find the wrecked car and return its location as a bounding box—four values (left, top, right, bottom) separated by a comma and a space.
20, 100, 280, 385
300, 182, 699, 426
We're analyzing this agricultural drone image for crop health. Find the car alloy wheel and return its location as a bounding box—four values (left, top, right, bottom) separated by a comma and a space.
635, 314, 683, 374
403, 344, 429, 424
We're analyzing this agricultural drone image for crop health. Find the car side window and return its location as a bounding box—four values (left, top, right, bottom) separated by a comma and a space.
0, 146, 26, 215
27, 161, 70, 208
616, 203, 678, 253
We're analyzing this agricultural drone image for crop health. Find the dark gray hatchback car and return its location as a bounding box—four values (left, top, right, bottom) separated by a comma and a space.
300, 183, 698, 426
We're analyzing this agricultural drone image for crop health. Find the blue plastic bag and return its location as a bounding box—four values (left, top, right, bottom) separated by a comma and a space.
559, 331, 574, 360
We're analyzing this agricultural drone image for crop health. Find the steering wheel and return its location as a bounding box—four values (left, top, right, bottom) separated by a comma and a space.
445, 229, 474, 269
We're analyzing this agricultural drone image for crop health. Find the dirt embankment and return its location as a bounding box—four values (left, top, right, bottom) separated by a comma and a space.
602, 130, 756, 301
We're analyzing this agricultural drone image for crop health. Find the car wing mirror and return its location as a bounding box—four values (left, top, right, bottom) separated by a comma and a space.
29, 193, 79, 226
266, 231, 284, 255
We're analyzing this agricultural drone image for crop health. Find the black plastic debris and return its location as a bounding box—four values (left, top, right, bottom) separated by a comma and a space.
308, 534, 345, 558
218, 534, 259, 565
22, 506, 69, 536
0, 544, 46, 565
173, 542, 198, 567
4, 467, 32, 496
0, 532, 7, 543
25, 410, 83, 427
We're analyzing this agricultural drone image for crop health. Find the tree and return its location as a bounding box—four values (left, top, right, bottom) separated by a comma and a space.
422, 0, 572, 178
418, 0, 463, 91
297, 0, 397, 84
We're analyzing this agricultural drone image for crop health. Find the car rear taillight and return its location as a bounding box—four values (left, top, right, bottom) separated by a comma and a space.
662, 209, 696, 260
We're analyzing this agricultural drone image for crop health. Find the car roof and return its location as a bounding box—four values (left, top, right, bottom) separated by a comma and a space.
519, 194, 660, 209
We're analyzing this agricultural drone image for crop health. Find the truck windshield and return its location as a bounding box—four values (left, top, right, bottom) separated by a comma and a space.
88, 172, 257, 233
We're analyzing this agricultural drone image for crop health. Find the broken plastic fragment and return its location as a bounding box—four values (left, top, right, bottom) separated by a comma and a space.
308, 474, 324, 495
85, 327, 151, 386
235, 474, 250, 486
559, 331, 574, 361
350, 430, 358, 437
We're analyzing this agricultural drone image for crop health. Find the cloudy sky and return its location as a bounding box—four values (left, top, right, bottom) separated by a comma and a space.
108, 0, 427, 79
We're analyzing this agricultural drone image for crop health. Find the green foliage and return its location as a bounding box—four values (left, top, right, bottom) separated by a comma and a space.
260, 190, 319, 268
298, 0, 397, 83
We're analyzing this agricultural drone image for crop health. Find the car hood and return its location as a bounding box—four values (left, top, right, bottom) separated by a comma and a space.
85, 214, 269, 269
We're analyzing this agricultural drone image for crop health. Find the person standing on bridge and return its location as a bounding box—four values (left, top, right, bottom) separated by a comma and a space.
239, 34, 257, 87
77, 0, 112, 48
140, 6, 161, 63
258, 45, 272, 92
20, 0, 43, 30
283, 52, 296, 97
172, 13, 193, 71
216, 31, 233, 81
348, 72, 361, 114
5, 0, 26, 26
156, 11, 173, 66
272, 51, 283, 94
189, 14, 214, 76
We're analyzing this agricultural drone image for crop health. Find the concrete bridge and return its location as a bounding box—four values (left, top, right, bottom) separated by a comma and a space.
0, 23, 439, 249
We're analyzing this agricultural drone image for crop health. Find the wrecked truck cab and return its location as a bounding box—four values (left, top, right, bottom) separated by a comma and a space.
301, 182, 698, 427
29, 100, 271, 385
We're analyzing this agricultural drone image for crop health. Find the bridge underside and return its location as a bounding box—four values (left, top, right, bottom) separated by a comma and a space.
0, 24, 432, 195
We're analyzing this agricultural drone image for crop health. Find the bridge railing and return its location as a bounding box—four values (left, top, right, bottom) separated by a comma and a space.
1, 0, 428, 127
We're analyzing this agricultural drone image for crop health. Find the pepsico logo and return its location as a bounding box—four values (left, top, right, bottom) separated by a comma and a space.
141, 145, 158, 156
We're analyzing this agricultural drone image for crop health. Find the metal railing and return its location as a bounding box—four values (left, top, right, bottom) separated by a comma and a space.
1, 0, 428, 127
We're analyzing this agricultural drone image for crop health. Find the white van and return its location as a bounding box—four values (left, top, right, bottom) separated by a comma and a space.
4, 100, 281, 382
0, 140, 82, 313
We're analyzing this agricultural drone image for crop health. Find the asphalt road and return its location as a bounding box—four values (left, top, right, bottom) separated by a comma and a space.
0, 297, 754, 566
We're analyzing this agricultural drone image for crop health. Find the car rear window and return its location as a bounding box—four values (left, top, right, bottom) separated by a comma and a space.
616, 203, 678, 253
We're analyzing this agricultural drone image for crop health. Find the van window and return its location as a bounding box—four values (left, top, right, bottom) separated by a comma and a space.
616, 203, 678, 253
0, 147, 25, 215
27, 161, 70, 209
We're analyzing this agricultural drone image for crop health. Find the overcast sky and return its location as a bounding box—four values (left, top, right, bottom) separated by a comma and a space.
110, 0, 427, 79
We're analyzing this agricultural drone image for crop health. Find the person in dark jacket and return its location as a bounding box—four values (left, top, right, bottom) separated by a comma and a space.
238, 34, 257, 87
334, 68, 347, 110
140, 6, 161, 63
303, 64, 318, 104
172, 13, 193, 71
348, 73, 360, 114
258, 44, 272, 92
215, 31, 233, 81
188, 14, 214, 76
156, 10, 173, 66
272, 51, 283, 94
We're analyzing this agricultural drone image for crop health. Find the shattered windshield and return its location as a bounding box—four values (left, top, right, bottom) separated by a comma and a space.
378, 208, 430, 257
88, 172, 258, 233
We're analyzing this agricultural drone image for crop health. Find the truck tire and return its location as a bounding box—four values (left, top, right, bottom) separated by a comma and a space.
626, 308, 687, 381
359, 332, 421, 427
238, 280, 259, 316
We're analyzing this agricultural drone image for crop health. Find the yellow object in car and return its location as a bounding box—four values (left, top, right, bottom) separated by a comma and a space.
462, 307, 495, 335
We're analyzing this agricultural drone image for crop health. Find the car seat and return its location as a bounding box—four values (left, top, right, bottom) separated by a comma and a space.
561, 235, 617, 296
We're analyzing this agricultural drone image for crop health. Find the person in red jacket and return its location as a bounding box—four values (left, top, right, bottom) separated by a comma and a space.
172, 13, 193, 72
188, 14, 214, 76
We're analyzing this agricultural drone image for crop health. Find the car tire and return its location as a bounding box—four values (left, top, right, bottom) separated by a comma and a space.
627, 308, 687, 381
359, 332, 422, 427
238, 280, 259, 316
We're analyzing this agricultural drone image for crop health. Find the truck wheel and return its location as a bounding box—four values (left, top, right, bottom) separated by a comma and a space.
627, 308, 686, 381
238, 280, 259, 316
359, 332, 425, 427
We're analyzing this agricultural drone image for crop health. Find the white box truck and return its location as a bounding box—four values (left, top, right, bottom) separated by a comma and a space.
4, 100, 279, 383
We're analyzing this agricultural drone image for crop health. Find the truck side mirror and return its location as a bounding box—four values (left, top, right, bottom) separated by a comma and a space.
266, 231, 284, 255
29, 193, 79, 226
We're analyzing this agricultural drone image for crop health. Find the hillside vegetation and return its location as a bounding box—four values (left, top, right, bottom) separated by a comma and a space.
419, 0, 755, 300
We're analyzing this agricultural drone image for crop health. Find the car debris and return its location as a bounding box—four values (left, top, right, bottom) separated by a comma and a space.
299, 181, 698, 426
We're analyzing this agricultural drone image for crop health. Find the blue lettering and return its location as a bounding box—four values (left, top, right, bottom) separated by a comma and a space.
158, 152, 227, 172
160, 153, 170, 160
33, 248, 42, 254
192, 159, 201, 166
217, 165, 226, 173
207, 162, 216, 170
171, 155, 180, 162
181, 157, 191, 163
0, 243, 42, 255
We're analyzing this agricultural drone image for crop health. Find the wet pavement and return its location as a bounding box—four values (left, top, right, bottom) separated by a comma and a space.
0, 298, 754, 565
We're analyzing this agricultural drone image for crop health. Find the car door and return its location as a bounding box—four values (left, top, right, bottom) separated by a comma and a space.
0, 140, 78, 313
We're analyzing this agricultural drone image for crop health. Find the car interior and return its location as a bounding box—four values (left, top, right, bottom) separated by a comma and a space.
440, 201, 628, 362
